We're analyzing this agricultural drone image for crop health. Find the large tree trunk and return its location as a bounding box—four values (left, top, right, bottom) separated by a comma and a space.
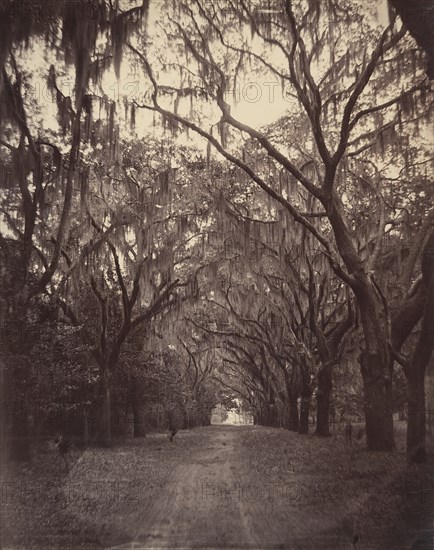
258, 404, 266, 426
183, 408, 190, 429
327, 198, 395, 450
0, 360, 7, 463
269, 403, 278, 427
360, 348, 394, 450
282, 398, 291, 429
357, 286, 395, 451
299, 376, 312, 435
9, 351, 31, 462
426, 355, 434, 455
406, 245, 434, 462
288, 399, 299, 432
9, 409, 30, 461
83, 408, 89, 447
99, 373, 112, 447
132, 400, 145, 437
316, 365, 332, 436
131, 383, 146, 437
407, 363, 426, 463
4, 299, 32, 461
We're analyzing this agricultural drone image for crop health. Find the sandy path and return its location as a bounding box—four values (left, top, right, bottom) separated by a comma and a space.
112, 427, 259, 548
109, 426, 348, 550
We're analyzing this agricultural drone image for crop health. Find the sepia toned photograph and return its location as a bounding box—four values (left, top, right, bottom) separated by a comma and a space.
0, 0, 433, 548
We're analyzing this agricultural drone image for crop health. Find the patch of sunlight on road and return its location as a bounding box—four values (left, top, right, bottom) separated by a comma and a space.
210, 401, 254, 425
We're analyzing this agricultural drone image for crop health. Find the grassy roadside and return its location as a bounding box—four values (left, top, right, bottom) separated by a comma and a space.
1, 430, 206, 549
234, 423, 433, 549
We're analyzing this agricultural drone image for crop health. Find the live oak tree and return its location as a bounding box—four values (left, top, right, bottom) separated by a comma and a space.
216, 149, 355, 436
48, 135, 218, 445
243, 90, 433, 442
0, 0, 149, 458
176, 331, 223, 426
129, 0, 433, 452
186, 244, 317, 432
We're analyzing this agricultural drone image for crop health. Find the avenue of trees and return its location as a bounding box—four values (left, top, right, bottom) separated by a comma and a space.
0, 0, 433, 463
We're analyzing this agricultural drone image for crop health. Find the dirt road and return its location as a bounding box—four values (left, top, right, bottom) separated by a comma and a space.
110, 426, 353, 549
